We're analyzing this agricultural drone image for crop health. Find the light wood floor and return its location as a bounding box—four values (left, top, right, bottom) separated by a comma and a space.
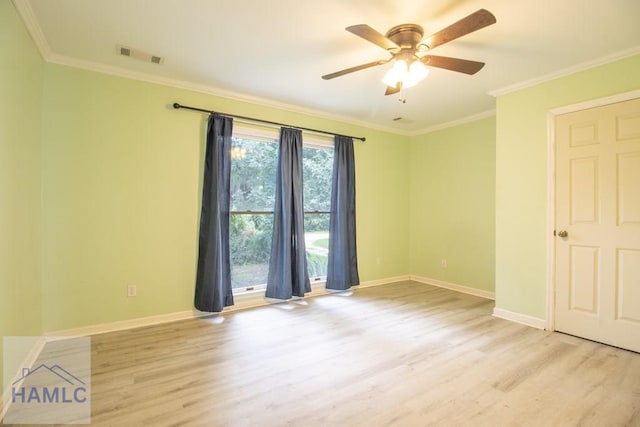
6, 282, 640, 426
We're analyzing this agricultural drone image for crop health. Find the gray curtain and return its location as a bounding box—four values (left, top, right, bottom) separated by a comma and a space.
326, 135, 360, 290
194, 114, 235, 312
266, 127, 311, 299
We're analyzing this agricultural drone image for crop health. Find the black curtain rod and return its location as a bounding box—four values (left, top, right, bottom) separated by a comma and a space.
172, 102, 366, 142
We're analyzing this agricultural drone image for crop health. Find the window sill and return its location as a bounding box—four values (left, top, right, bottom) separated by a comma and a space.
228, 280, 337, 312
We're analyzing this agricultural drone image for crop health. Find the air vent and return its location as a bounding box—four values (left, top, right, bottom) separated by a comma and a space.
117, 45, 164, 65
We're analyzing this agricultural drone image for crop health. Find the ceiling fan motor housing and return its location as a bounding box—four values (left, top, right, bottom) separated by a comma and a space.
385, 24, 424, 50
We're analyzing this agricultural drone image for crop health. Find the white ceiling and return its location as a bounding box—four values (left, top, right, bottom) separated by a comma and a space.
16, 0, 640, 134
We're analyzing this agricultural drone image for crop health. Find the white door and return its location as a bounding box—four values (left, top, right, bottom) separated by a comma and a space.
555, 97, 640, 353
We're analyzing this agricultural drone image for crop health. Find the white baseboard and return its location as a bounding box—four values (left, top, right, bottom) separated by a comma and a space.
46, 310, 212, 337
1, 336, 47, 422
45, 275, 411, 337
409, 275, 495, 300
357, 275, 411, 288
492, 307, 546, 330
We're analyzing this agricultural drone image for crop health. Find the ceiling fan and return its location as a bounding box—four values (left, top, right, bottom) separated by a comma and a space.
322, 9, 496, 96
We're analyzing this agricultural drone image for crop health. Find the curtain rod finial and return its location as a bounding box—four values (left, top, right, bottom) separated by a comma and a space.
173, 102, 181, 109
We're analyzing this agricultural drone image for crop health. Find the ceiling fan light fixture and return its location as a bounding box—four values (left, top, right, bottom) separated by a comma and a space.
382, 59, 429, 89
382, 59, 407, 87
404, 60, 429, 88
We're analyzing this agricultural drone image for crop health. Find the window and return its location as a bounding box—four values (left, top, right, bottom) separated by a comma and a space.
229, 127, 334, 292
302, 144, 333, 280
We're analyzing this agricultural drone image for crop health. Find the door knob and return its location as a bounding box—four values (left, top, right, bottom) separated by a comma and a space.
558, 230, 568, 238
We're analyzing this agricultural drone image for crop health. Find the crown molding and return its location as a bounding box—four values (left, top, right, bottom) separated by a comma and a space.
12, 0, 52, 59
409, 109, 496, 136
48, 52, 413, 136
13, 0, 411, 138
488, 46, 640, 98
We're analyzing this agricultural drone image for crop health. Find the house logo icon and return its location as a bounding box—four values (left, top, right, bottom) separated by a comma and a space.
3, 335, 91, 424
12, 364, 88, 404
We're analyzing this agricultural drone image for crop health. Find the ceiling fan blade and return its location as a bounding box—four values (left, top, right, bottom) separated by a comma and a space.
421, 55, 485, 75
385, 82, 401, 96
322, 59, 389, 80
423, 9, 496, 49
346, 24, 399, 51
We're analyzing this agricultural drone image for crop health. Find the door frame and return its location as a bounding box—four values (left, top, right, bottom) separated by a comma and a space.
545, 89, 640, 331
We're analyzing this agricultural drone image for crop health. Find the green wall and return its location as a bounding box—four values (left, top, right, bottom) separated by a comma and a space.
409, 117, 496, 292
0, 0, 44, 386
40, 64, 410, 331
34, 52, 640, 331
495, 54, 640, 319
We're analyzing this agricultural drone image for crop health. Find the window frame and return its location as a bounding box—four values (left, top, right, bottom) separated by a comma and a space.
229, 125, 334, 294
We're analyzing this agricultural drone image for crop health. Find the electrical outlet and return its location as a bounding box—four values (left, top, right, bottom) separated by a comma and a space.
441, 259, 447, 268
127, 285, 137, 297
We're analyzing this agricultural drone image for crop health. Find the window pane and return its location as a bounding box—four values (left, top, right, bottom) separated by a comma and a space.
305, 213, 329, 279
303, 145, 333, 280
230, 136, 277, 290
230, 213, 273, 289
230, 137, 277, 212
302, 146, 333, 212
